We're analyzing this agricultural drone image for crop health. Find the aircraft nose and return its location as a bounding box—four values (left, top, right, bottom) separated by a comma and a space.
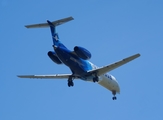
110, 75, 120, 94
112, 77, 120, 94
116, 81, 120, 94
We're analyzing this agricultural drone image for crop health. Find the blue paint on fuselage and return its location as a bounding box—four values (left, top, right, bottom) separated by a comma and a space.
47, 20, 93, 77
55, 46, 93, 76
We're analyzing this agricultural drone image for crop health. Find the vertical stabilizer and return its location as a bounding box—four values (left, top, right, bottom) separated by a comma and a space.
47, 20, 66, 48
24, 16, 74, 48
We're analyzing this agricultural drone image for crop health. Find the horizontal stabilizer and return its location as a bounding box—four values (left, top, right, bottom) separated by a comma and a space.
25, 16, 74, 28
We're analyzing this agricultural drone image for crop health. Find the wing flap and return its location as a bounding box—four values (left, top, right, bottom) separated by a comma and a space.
88, 53, 140, 76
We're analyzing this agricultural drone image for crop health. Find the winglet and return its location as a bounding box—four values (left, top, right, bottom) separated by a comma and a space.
25, 16, 74, 28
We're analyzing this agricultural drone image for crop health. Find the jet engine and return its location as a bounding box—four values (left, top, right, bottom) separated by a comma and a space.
47, 51, 62, 64
74, 46, 91, 60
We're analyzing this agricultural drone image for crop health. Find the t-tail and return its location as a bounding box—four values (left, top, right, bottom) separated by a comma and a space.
25, 16, 74, 48
47, 20, 65, 48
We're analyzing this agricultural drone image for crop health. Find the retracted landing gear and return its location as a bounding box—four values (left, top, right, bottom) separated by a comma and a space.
112, 91, 117, 100
68, 76, 74, 87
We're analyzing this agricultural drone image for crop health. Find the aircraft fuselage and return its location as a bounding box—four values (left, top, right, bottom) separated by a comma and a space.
55, 46, 93, 76
54, 44, 120, 98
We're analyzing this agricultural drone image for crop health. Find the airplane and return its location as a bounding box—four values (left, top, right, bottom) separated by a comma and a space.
17, 16, 140, 100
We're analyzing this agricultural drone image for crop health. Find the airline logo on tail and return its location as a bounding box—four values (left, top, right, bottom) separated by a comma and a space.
53, 34, 59, 41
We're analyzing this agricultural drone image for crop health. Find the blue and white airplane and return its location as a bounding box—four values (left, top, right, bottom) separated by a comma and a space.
18, 17, 140, 100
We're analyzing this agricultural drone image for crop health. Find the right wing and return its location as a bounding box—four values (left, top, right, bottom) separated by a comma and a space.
88, 53, 140, 76
17, 74, 75, 79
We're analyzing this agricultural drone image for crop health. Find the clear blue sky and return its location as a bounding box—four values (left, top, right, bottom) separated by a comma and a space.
1, 0, 163, 120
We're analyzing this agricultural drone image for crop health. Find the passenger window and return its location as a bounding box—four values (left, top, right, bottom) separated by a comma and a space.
110, 75, 112, 80
108, 75, 112, 80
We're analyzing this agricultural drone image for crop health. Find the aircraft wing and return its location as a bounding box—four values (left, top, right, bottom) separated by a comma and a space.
18, 54, 140, 79
88, 53, 140, 76
17, 74, 75, 79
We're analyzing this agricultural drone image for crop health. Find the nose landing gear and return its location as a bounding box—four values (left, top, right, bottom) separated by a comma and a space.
112, 96, 117, 100
112, 91, 117, 100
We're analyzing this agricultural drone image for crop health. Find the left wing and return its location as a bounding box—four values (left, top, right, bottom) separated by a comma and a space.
17, 74, 75, 79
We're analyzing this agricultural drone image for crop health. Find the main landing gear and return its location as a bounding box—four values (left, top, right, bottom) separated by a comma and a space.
112, 91, 117, 100
68, 77, 74, 87
93, 74, 99, 82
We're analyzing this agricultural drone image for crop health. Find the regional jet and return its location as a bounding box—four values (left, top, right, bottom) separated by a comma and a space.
18, 17, 140, 100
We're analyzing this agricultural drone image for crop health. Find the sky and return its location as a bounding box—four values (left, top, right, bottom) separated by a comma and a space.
0, 0, 163, 120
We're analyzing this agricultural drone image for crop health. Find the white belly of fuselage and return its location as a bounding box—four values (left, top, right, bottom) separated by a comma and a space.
87, 61, 120, 94
98, 75, 120, 94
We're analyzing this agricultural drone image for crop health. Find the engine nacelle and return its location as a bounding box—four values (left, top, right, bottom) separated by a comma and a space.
47, 51, 62, 64
74, 46, 91, 60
